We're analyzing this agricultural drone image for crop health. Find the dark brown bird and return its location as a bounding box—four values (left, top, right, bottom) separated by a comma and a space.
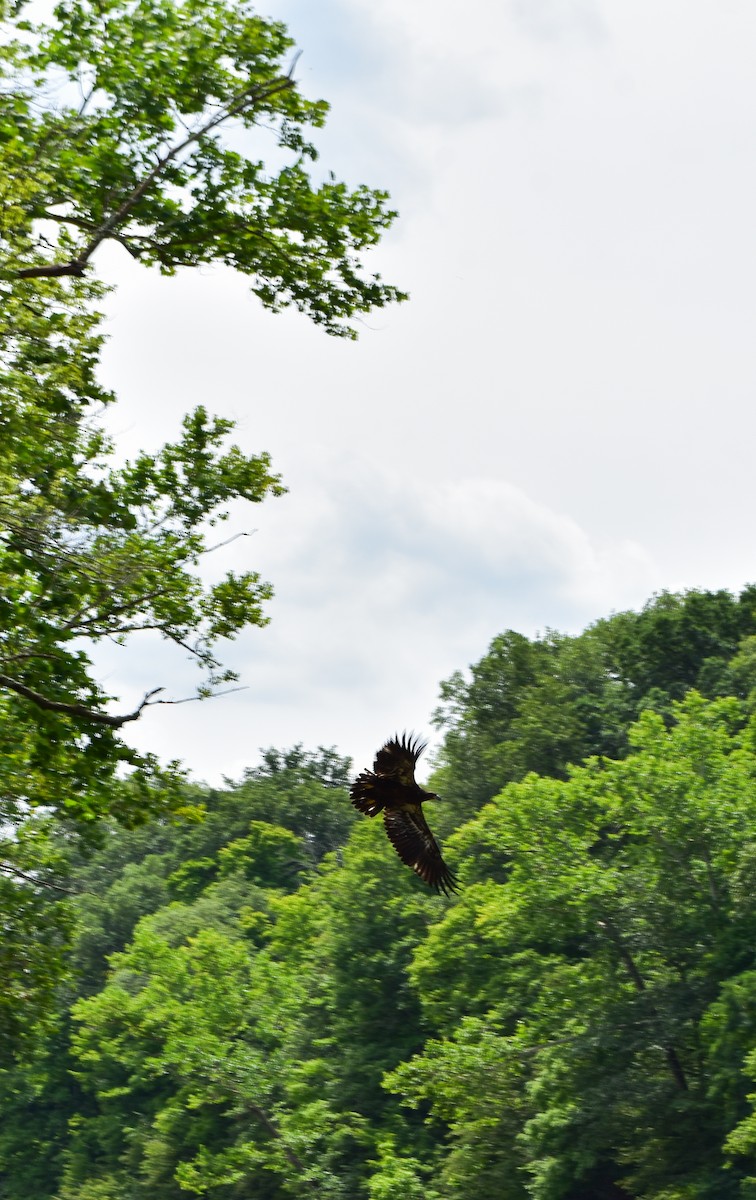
350, 733, 458, 896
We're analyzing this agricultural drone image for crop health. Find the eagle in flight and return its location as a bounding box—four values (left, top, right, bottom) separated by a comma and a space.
350, 733, 458, 896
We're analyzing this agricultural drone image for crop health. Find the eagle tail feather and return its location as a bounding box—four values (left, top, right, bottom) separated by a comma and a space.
350, 772, 385, 817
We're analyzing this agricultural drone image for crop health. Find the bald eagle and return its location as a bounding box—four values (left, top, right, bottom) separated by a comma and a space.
350, 733, 458, 896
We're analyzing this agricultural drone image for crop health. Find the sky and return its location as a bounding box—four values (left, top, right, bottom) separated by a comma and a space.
92, 0, 756, 784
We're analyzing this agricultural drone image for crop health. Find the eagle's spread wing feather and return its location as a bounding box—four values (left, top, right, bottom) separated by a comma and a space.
373, 733, 425, 786
383, 805, 458, 896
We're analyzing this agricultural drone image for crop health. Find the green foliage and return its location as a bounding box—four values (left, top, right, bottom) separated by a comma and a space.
0, 0, 404, 1056
1, 0, 406, 334
367, 1138, 438, 1200
0, 817, 74, 1051
0, 1027, 83, 1200
226, 744, 357, 863
0, 754, 357, 1198
30, 763, 441, 1198
66, 926, 269, 1197
218, 821, 306, 888
432, 587, 756, 822
10, 683, 756, 1196
69, 752, 353, 989
389, 694, 756, 1198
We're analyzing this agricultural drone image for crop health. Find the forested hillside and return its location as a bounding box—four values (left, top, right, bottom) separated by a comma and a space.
5, 589, 756, 1198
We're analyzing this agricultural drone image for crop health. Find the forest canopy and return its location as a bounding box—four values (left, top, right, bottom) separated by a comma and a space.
5, 588, 756, 1198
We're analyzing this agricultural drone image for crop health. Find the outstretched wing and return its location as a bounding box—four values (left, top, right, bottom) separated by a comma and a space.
373, 732, 426, 784
383, 805, 458, 896
350, 731, 423, 816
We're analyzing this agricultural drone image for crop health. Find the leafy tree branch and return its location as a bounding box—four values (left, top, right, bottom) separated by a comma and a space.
0, 0, 406, 1045
15, 67, 299, 280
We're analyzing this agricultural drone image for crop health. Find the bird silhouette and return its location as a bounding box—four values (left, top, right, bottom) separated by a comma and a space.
350, 733, 458, 896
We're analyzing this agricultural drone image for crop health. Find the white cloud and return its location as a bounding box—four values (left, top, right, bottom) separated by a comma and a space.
511, 0, 606, 43
95, 464, 660, 783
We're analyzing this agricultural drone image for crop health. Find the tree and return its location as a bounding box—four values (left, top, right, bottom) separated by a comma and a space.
0, 286, 283, 1048
390, 695, 756, 1198
13, 695, 756, 1195
0, 0, 404, 1050
430, 588, 756, 825
61, 828, 424, 1198
226, 745, 357, 864
2, 0, 405, 333
0, 0, 404, 818
0, 753, 360, 1197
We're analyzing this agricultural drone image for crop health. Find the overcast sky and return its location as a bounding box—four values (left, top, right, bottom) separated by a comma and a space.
93, 0, 756, 783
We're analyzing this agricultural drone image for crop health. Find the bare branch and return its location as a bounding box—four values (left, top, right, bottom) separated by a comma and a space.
202, 529, 254, 556
151, 685, 248, 706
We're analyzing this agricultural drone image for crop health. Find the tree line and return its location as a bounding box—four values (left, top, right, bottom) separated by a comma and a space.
5, 591, 756, 1196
